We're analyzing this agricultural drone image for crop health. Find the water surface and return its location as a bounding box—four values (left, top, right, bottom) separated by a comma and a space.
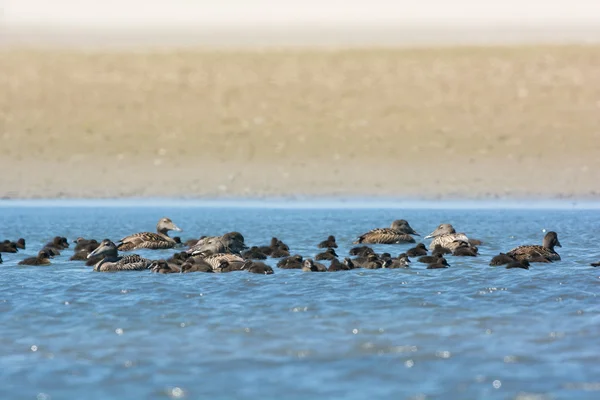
0, 203, 599, 399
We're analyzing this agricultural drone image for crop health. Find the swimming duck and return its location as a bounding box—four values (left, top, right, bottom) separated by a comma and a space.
44, 236, 69, 251
318, 235, 338, 249
302, 259, 327, 272
187, 232, 247, 256
0, 241, 18, 253
406, 243, 428, 257
427, 258, 450, 269
18, 250, 52, 266
73, 237, 98, 252
354, 220, 418, 244
150, 259, 181, 274
452, 241, 479, 257
242, 260, 274, 275
506, 260, 530, 270
489, 253, 516, 266
315, 248, 338, 261
277, 254, 304, 269
15, 238, 26, 249
257, 237, 289, 256
197, 253, 245, 271
42, 247, 61, 257
270, 247, 291, 258
118, 218, 182, 251
363, 254, 384, 269
343, 257, 357, 269
349, 246, 375, 257
88, 239, 152, 271
424, 224, 471, 251
591, 261, 600, 267
327, 258, 350, 272
418, 253, 444, 264
506, 231, 561, 262
387, 253, 411, 269
242, 246, 268, 260
432, 244, 452, 255
181, 259, 214, 273
166, 251, 191, 266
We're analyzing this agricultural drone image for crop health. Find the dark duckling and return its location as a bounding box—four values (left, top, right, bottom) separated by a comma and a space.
302, 259, 327, 272
150, 260, 181, 274
19, 250, 52, 266
45, 236, 69, 251
73, 237, 98, 252
506, 260, 530, 270
427, 258, 450, 269
387, 253, 411, 269
406, 243, 427, 257
418, 253, 443, 264
363, 254, 383, 269
166, 251, 191, 265
318, 235, 338, 249
315, 248, 338, 261
241, 246, 268, 260
15, 238, 26, 250
181, 259, 213, 273
42, 247, 61, 257
432, 244, 452, 255
452, 242, 479, 257
277, 254, 304, 269
343, 257, 357, 269
0, 241, 18, 253
270, 247, 291, 258
506, 231, 561, 262
328, 258, 350, 272
242, 261, 274, 275
591, 261, 600, 267
349, 246, 375, 257
489, 253, 515, 266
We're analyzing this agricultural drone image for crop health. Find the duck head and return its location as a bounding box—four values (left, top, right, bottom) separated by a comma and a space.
425, 224, 456, 239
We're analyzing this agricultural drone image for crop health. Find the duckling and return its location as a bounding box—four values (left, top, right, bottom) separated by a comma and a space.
277, 254, 304, 269
418, 253, 443, 264
217, 259, 246, 273
0, 241, 18, 253
180, 259, 213, 273
258, 237, 289, 256
118, 217, 182, 251
343, 257, 357, 270
315, 248, 338, 261
42, 247, 61, 257
506, 231, 561, 262
349, 246, 375, 257
270, 247, 291, 258
363, 254, 383, 269
302, 259, 326, 272
406, 243, 428, 257
489, 253, 516, 266
150, 260, 181, 274
69, 251, 90, 261
591, 261, 600, 267
506, 260, 530, 270
73, 237, 98, 252
387, 253, 411, 269
452, 241, 479, 257
15, 238, 26, 250
87, 239, 151, 271
19, 250, 52, 266
242, 261, 274, 275
432, 244, 452, 255
241, 246, 268, 260
166, 251, 191, 266
427, 258, 450, 269
45, 236, 69, 251
327, 258, 350, 272
318, 235, 338, 249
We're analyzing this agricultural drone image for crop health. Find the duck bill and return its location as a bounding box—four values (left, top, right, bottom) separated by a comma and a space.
424, 233, 434, 239
87, 246, 104, 259
171, 224, 182, 232
411, 231, 420, 236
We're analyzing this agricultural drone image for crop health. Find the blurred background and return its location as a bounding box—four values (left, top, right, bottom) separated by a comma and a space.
2, 0, 600, 199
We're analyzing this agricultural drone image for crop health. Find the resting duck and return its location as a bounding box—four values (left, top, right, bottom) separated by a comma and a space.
19, 250, 52, 266
318, 235, 338, 249
196, 253, 245, 271
277, 254, 304, 269
15, 238, 26, 249
387, 253, 411, 269
187, 232, 247, 256
150, 260, 181, 274
88, 239, 151, 271
242, 261, 274, 275
425, 224, 472, 251
506, 260, 530, 270
302, 259, 327, 272
427, 258, 450, 269
118, 218, 182, 251
354, 220, 418, 244
406, 243, 427, 257
506, 231, 561, 262
315, 248, 338, 261
0, 241, 18, 253
241, 246, 268, 260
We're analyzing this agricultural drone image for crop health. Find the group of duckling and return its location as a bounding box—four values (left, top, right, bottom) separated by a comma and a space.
2, 217, 581, 273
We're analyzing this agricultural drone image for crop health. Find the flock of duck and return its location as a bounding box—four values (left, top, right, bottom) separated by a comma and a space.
1, 217, 588, 274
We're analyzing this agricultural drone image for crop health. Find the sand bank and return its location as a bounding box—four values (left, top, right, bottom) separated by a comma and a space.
2, 46, 600, 199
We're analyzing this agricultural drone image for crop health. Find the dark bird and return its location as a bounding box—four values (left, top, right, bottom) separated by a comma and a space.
354, 220, 418, 244
181, 259, 213, 273
118, 217, 182, 251
418, 253, 444, 264
506, 260, 530, 270
343, 257, 357, 269
387, 253, 411, 269
328, 258, 350, 272
15, 238, 26, 249
406, 243, 428, 257
591, 261, 600, 267
150, 259, 181, 274
277, 254, 304, 269
19, 250, 52, 266
489, 253, 516, 266
363, 254, 384, 269
88, 239, 152, 271
318, 235, 338, 248
187, 232, 247, 256
432, 244, 452, 255
242, 261, 274, 275
302, 259, 327, 272
241, 246, 268, 260
427, 258, 450, 269
0, 241, 18, 253
349, 246, 375, 257
452, 242, 479, 257
315, 248, 338, 261
506, 231, 561, 262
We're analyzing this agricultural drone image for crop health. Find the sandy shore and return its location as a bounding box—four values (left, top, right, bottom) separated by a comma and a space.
2, 46, 600, 199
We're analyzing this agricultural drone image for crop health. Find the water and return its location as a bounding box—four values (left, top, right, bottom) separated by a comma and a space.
1, 202, 599, 400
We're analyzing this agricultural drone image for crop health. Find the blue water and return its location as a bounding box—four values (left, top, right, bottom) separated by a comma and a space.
1, 203, 599, 400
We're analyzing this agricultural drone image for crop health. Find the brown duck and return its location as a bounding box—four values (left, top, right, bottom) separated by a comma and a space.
118, 218, 182, 251
506, 231, 561, 262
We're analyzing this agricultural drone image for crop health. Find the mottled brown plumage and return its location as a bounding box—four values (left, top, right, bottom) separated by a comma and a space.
118, 218, 182, 251
88, 239, 151, 271
507, 231, 561, 262
425, 224, 471, 251
354, 220, 418, 244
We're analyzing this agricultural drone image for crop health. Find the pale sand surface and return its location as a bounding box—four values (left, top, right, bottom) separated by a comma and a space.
2, 46, 600, 199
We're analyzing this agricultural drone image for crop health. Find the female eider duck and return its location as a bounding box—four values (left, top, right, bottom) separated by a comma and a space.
88, 239, 151, 271
118, 217, 182, 251
354, 219, 419, 244
425, 224, 472, 251
187, 232, 247, 256
19, 250, 52, 266
506, 231, 561, 262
